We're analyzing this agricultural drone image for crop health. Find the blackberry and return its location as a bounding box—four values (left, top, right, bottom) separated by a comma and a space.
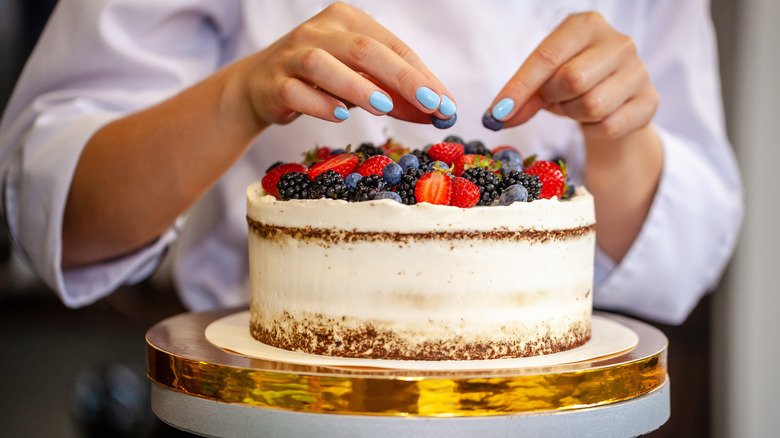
500, 170, 542, 201
395, 168, 425, 205
356, 142, 383, 157
309, 170, 349, 200
276, 172, 311, 200
464, 140, 492, 157
410, 149, 431, 168
462, 167, 501, 205
352, 174, 387, 202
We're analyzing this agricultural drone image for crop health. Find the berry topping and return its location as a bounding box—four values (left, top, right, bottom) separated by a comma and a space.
415, 172, 452, 205
493, 148, 523, 165
356, 142, 384, 157
449, 177, 481, 208
500, 170, 542, 201
374, 191, 403, 203
276, 172, 312, 200
462, 167, 501, 206
464, 140, 492, 156
302, 145, 332, 166
453, 154, 495, 177
397, 154, 420, 172
427, 142, 464, 167
310, 170, 349, 200
499, 184, 529, 205
353, 174, 387, 202
524, 160, 567, 199
345, 172, 362, 192
356, 155, 394, 177
395, 168, 425, 205
442, 135, 465, 145
262, 162, 308, 198
382, 162, 403, 186
307, 153, 359, 180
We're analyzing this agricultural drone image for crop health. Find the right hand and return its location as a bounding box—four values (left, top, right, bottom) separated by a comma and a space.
228, 2, 455, 128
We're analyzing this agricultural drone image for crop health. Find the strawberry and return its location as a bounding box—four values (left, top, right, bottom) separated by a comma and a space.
261, 162, 308, 198
356, 155, 394, 177
307, 153, 359, 180
427, 142, 464, 167
452, 154, 496, 177
414, 172, 452, 205
302, 145, 332, 166
524, 160, 567, 199
449, 177, 480, 208
380, 138, 410, 161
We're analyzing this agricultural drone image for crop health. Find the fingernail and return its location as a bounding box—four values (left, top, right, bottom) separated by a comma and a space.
369, 91, 393, 113
439, 95, 456, 117
415, 87, 441, 110
334, 106, 350, 120
491, 97, 515, 120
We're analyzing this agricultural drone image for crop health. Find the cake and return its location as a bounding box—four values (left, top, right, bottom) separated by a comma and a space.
246, 140, 596, 361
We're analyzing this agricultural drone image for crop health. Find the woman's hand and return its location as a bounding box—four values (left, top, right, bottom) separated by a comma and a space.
485, 11, 658, 140
229, 2, 456, 129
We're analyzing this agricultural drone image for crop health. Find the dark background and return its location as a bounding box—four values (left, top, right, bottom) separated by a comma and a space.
0, 1, 740, 436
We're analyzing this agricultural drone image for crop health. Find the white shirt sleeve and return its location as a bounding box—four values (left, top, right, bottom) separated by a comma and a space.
592, 0, 744, 324
0, 0, 239, 307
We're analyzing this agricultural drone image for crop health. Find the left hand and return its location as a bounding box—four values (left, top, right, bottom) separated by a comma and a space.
487, 12, 659, 140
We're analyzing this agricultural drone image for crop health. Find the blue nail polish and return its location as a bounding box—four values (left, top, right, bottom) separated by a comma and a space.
369, 91, 393, 113
491, 97, 515, 120
416, 87, 441, 110
334, 106, 350, 120
439, 95, 456, 117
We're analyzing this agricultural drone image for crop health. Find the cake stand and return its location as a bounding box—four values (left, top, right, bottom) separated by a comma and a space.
147, 309, 669, 438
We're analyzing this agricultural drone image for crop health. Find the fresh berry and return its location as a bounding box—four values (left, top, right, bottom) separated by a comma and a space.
499, 184, 529, 205
309, 170, 349, 200
410, 149, 431, 169
265, 161, 284, 173
524, 160, 567, 199
356, 142, 383, 157
443, 135, 465, 145
500, 161, 523, 173
500, 170, 542, 201
356, 155, 394, 177
462, 167, 501, 206
307, 153, 359, 180
353, 174, 387, 201
414, 172, 452, 205
374, 191, 403, 203
262, 162, 307, 198
492, 145, 520, 155
276, 172, 311, 200
380, 138, 410, 161
562, 174, 575, 200
431, 113, 457, 129
302, 145, 332, 166
397, 154, 420, 172
493, 148, 523, 165
345, 172, 362, 192
329, 148, 346, 155
449, 177, 480, 208
382, 162, 403, 186
427, 142, 464, 167
453, 154, 494, 177
482, 111, 504, 131
464, 140, 492, 156
395, 168, 425, 205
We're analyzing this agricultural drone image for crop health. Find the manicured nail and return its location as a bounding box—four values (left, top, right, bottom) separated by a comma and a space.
439, 95, 456, 117
415, 87, 441, 110
334, 106, 350, 120
369, 91, 393, 113
491, 97, 515, 120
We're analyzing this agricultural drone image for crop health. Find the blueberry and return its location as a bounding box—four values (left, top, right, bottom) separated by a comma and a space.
500, 161, 523, 174
494, 149, 522, 165
464, 140, 485, 154
482, 111, 504, 131
329, 148, 346, 155
499, 184, 529, 205
428, 160, 450, 172
345, 172, 362, 191
374, 191, 403, 203
383, 162, 403, 186
443, 135, 465, 145
397, 154, 420, 172
431, 112, 457, 129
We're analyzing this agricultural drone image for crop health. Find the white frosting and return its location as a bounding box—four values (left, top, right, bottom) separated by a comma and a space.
246, 182, 596, 357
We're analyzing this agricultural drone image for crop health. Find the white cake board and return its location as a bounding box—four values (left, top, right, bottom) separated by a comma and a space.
205, 311, 638, 371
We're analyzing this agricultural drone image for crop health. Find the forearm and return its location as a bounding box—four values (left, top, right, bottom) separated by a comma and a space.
584, 124, 663, 262
62, 65, 265, 268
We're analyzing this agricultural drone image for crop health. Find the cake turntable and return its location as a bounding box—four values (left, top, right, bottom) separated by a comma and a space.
147, 308, 669, 437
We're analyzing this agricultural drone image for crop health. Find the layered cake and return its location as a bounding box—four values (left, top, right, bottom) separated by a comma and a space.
247, 139, 596, 361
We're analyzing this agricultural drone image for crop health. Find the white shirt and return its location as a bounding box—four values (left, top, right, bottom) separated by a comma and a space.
0, 0, 742, 324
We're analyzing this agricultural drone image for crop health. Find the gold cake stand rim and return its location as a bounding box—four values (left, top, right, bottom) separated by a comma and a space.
146, 308, 667, 416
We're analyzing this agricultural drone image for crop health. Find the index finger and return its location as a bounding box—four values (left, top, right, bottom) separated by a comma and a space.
488, 13, 603, 124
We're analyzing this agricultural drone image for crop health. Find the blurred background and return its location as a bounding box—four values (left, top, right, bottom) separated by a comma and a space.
1, 0, 778, 437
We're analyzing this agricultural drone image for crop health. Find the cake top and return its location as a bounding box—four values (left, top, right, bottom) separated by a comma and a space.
260, 135, 573, 209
